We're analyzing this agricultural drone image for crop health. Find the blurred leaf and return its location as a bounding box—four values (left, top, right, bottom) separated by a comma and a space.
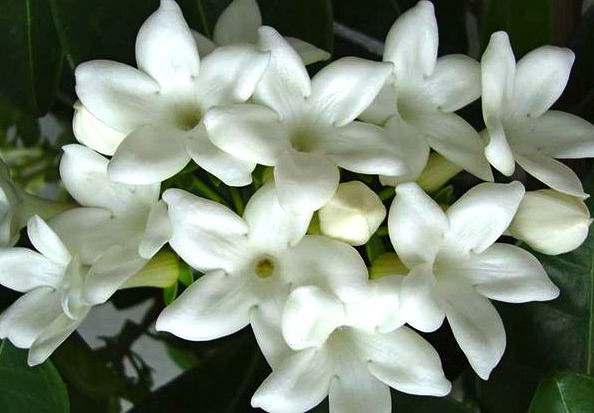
565, 6, 594, 122
0, 0, 63, 115
129, 331, 268, 413
393, 391, 474, 413
528, 372, 594, 413
480, 0, 553, 57
0, 340, 70, 413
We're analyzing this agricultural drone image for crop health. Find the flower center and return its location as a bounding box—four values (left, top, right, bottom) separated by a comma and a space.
176, 110, 201, 131
254, 256, 276, 279
290, 129, 318, 153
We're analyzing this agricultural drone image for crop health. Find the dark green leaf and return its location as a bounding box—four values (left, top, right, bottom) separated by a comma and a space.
480, 0, 553, 57
0, 340, 70, 413
129, 330, 268, 413
529, 372, 594, 413
0, 0, 63, 115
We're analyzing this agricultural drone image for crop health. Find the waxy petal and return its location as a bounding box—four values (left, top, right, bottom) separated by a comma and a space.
213, 0, 261, 46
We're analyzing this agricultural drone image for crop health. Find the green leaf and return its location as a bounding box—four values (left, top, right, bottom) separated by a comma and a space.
0, 340, 70, 413
480, 0, 553, 57
163, 282, 179, 306
0, 0, 63, 115
529, 372, 594, 413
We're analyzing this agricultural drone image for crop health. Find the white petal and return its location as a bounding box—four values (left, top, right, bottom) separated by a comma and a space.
423, 54, 481, 112
243, 183, 311, 252
399, 264, 445, 332
203, 103, 287, 166
359, 83, 398, 126
510, 110, 594, 159
512, 46, 574, 117
279, 235, 369, 303
481, 32, 516, 176
0, 249, 62, 292
406, 110, 493, 181
187, 126, 255, 186
251, 347, 332, 413
195, 44, 270, 108
135, 0, 199, 95
255, 26, 311, 118
388, 182, 448, 268
284, 37, 331, 65
440, 280, 506, 380
72, 101, 126, 156
354, 327, 451, 396
156, 269, 256, 340
74, 60, 164, 133
310, 57, 393, 126
381, 115, 431, 183
329, 361, 391, 413
0, 288, 62, 348
139, 200, 171, 259
191, 30, 216, 56
383, 1, 438, 82
324, 121, 409, 176
83, 245, 148, 304
274, 150, 339, 212
27, 216, 70, 266
163, 188, 249, 272
515, 151, 588, 198
439, 243, 559, 303
250, 305, 291, 368
107, 125, 191, 185
282, 286, 347, 350
213, 0, 262, 45
60, 144, 160, 215
483, 124, 516, 176
48, 207, 127, 265
28, 312, 86, 366
442, 181, 525, 255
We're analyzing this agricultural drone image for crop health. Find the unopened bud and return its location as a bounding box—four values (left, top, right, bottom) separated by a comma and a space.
417, 153, 463, 193
121, 250, 183, 289
508, 189, 591, 255
319, 181, 386, 246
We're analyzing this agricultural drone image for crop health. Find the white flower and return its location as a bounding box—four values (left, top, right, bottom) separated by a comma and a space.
388, 182, 559, 379
361, 1, 492, 185
508, 189, 592, 255
204, 27, 408, 211
192, 0, 330, 65
318, 181, 386, 246
74, 0, 270, 186
0, 216, 138, 365
251, 278, 451, 413
156, 183, 380, 371
481, 31, 594, 198
0, 159, 71, 247
49, 144, 170, 303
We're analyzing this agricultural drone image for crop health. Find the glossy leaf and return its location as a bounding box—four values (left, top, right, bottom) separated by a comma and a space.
0, 0, 63, 115
480, 0, 554, 57
0, 340, 70, 413
529, 373, 594, 413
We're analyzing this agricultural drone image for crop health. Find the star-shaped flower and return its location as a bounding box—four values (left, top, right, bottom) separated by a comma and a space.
361, 1, 492, 185
204, 27, 408, 211
74, 0, 270, 186
481, 31, 594, 198
388, 182, 559, 379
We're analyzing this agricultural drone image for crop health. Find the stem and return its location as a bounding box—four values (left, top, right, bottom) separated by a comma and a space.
379, 186, 395, 201
192, 177, 227, 205
229, 187, 244, 215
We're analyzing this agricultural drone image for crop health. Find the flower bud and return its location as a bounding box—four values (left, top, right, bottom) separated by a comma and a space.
121, 250, 184, 289
318, 181, 386, 246
508, 189, 591, 255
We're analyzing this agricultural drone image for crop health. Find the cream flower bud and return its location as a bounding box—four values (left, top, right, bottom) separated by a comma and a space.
508, 189, 592, 255
318, 181, 386, 246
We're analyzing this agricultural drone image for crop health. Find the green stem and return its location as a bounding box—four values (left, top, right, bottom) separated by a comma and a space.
229, 187, 244, 215
192, 177, 227, 205
379, 186, 395, 201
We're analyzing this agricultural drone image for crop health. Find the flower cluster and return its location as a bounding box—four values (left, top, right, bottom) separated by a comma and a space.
0, 0, 593, 412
